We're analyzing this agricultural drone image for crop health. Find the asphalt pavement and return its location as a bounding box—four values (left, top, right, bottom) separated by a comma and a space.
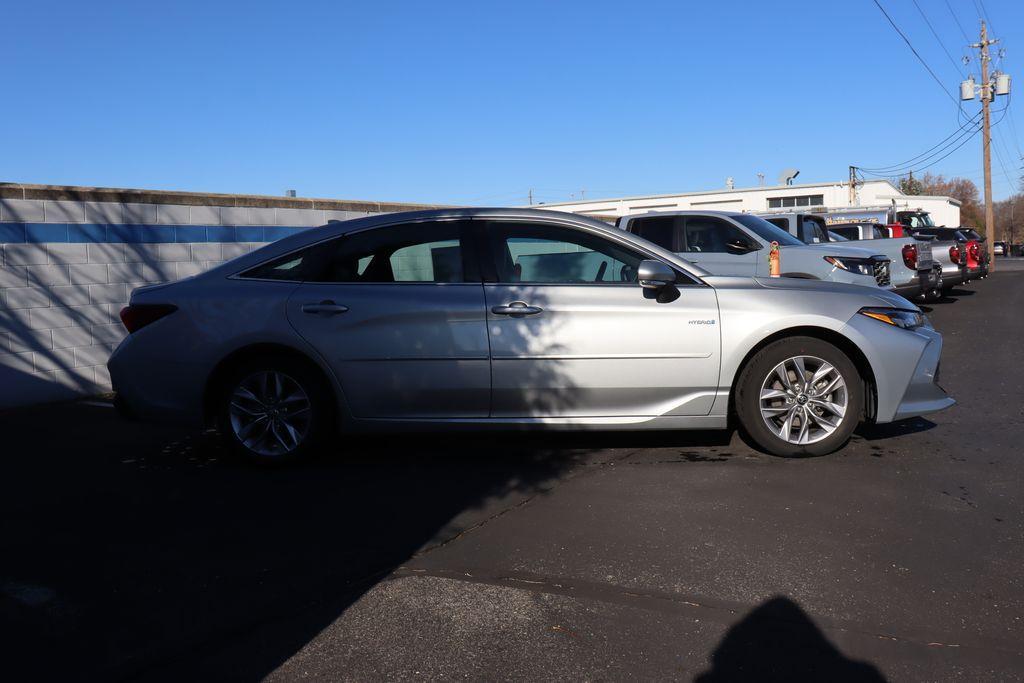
2, 272, 1022, 681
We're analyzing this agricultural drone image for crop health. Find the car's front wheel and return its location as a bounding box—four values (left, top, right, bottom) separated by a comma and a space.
217, 357, 331, 463
735, 337, 864, 457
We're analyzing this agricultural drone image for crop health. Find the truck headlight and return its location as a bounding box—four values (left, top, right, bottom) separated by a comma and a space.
858, 307, 925, 330
824, 255, 874, 276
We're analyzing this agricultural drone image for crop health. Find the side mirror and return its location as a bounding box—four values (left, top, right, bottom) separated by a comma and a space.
726, 239, 758, 255
638, 259, 677, 289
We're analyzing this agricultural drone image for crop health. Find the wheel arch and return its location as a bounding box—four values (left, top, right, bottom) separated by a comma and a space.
728, 326, 877, 422
202, 342, 338, 426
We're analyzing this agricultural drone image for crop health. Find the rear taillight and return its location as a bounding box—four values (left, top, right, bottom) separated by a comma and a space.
968, 241, 980, 260
119, 304, 177, 333
949, 245, 961, 264
901, 244, 918, 270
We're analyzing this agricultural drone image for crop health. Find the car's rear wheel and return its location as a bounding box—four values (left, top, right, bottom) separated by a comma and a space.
736, 337, 863, 457
217, 357, 331, 463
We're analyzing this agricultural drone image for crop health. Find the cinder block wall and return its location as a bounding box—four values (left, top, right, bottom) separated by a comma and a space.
0, 184, 445, 409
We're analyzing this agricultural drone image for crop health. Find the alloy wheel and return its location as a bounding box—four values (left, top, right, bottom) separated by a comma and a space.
759, 355, 848, 445
228, 371, 312, 457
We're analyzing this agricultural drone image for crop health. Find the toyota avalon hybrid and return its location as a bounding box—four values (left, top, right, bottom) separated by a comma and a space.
109, 208, 954, 461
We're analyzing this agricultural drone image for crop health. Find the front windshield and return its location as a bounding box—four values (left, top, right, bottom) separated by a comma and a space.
732, 214, 804, 246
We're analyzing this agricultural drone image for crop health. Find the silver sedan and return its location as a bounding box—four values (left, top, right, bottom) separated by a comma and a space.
108, 208, 954, 460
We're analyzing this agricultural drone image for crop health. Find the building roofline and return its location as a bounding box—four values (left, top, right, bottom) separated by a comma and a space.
0, 182, 453, 213
529, 179, 900, 208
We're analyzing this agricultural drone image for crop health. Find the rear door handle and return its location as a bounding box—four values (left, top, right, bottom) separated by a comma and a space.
491, 301, 543, 316
301, 300, 349, 315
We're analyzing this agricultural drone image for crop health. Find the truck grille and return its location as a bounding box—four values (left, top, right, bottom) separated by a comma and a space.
873, 259, 891, 287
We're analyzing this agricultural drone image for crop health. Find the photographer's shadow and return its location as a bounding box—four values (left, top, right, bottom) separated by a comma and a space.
696, 597, 886, 682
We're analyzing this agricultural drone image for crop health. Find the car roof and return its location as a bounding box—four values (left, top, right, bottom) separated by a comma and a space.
207, 207, 714, 281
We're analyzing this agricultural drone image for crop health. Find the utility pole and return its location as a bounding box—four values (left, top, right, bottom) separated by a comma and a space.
528, 188, 533, 205
978, 21, 996, 270
962, 21, 1011, 271
848, 166, 857, 205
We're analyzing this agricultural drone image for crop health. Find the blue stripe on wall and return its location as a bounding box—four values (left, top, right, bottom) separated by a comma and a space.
0, 223, 314, 244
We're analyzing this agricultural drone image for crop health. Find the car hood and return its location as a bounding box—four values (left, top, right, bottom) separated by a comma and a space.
753, 275, 915, 308
700, 274, 916, 309
780, 243, 884, 259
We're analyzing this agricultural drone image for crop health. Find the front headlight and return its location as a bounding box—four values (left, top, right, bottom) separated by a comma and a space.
858, 307, 925, 330
824, 255, 874, 276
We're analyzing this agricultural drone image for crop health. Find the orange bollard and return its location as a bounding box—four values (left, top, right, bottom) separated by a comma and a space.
769, 241, 781, 277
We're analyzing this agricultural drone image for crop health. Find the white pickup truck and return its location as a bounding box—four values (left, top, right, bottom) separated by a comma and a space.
759, 212, 940, 301
617, 211, 898, 291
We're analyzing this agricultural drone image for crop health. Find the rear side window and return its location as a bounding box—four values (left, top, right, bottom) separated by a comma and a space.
240, 244, 328, 281
315, 222, 471, 283
628, 216, 677, 250
830, 226, 859, 240
240, 221, 475, 283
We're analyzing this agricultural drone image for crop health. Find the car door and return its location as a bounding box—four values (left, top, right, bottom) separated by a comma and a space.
680, 215, 759, 276
480, 219, 721, 418
285, 219, 490, 419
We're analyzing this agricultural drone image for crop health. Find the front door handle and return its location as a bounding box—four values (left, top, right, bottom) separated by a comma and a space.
491, 301, 543, 316
301, 300, 349, 315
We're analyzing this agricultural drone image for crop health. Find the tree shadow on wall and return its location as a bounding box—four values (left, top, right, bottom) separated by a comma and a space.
695, 597, 887, 683
0, 240, 177, 406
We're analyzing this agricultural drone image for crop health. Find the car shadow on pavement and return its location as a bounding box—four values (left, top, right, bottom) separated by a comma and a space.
694, 597, 887, 683
0, 401, 602, 680
0, 400, 745, 680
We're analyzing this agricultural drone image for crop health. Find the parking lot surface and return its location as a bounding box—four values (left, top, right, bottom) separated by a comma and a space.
2, 272, 1023, 681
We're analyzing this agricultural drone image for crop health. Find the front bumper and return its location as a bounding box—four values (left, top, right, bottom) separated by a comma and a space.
841, 315, 955, 423
891, 328, 956, 421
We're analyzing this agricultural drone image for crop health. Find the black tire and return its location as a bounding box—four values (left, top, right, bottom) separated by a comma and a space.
735, 336, 863, 457
216, 355, 333, 464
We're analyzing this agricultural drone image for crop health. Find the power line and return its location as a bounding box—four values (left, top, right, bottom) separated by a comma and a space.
859, 111, 982, 172
991, 134, 1016, 190
974, 0, 996, 36
999, 91, 1023, 160
910, 0, 966, 77
870, 0, 962, 106
859, 101, 1012, 181
861, 123, 983, 178
944, 0, 971, 44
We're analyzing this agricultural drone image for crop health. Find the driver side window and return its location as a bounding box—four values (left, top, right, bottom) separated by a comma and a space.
486, 222, 645, 285
683, 217, 749, 253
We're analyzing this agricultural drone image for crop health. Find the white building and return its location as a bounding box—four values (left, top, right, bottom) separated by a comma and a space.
530, 179, 962, 227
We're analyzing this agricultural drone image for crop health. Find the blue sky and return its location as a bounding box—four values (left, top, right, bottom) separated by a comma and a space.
3, 0, 1022, 204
